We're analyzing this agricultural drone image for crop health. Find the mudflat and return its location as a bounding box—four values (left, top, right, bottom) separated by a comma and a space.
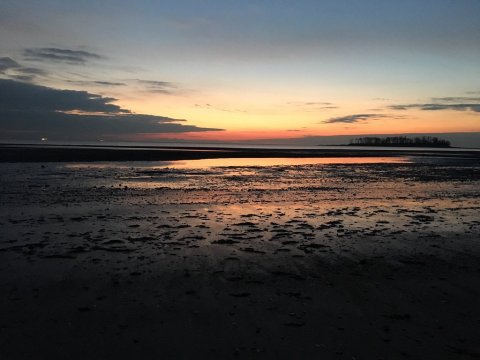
1, 143, 479, 162
0, 154, 479, 359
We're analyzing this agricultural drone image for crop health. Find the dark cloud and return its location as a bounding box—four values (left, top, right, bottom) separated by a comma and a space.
431, 97, 480, 102
322, 114, 388, 124
390, 97, 480, 113
0, 79, 128, 113
0, 57, 21, 73
137, 79, 176, 94
16, 67, 48, 76
93, 81, 124, 86
0, 111, 218, 137
0, 57, 48, 82
138, 80, 174, 87
8, 75, 36, 82
0, 79, 222, 140
391, 103, 480, 112
24, 48, 102, 64
288, 101, 338, 110
67, 80, 126, 86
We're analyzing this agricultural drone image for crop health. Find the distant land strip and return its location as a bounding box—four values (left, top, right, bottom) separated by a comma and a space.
349, 136, 451, 147
1, 144, 479, 162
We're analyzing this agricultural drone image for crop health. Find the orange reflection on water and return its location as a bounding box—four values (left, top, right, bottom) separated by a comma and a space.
164, 157, 410, 169
64, 156, 410, 171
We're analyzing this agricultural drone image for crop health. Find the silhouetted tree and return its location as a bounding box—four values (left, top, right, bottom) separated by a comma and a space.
349, 136, 450, 147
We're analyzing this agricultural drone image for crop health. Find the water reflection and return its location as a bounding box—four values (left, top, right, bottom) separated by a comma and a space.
65, 157, 410, 171
158, 157, 410, 169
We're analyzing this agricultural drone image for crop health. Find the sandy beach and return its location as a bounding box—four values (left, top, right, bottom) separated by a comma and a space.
0, 150, 479, 359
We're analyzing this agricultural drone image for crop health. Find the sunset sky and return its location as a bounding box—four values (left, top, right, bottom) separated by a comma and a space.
1, 0, 479, 143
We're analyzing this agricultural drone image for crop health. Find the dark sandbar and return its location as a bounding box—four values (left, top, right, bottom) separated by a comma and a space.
1, 143, 479, 162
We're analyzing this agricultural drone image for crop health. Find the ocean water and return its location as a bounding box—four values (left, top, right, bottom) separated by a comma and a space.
1, 139, 478, 152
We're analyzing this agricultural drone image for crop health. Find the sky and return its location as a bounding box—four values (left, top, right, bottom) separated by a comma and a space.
0, 0, 479, 144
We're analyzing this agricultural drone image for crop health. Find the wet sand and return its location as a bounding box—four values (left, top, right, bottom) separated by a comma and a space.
1, 154, 480, 359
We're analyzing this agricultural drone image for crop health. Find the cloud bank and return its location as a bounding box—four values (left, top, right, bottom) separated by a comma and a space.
0, 56, 49, 82
66, 80, 126, 87
136, 79, 177, 94
24, 48, 102, 64
0, 57, 21, 73
391, 97, 480, 113
0, 79, 222, 140
322, 114, 389, 124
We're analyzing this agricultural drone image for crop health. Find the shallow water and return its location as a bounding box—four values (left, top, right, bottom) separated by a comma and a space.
3, 140, 479, 151
64, 156, 410, 171
155, 156, 410, 169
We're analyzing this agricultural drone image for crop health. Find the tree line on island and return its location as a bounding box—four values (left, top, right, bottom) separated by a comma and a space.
348, 136, 451, 147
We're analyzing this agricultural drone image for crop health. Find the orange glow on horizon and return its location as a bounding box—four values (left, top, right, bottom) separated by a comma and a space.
121, 129, 320, 142
116, 93, 480, 141
109, 91, 480, 142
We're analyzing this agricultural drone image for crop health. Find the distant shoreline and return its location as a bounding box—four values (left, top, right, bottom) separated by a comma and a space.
1, 144, 480, 162
346, 144, 451, 148
348, 136, 452, 148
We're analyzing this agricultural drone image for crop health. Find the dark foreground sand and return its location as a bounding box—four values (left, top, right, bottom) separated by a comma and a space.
0, 152, 479, 359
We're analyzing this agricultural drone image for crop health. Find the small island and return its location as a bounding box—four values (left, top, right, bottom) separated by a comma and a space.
349, 136, 451, 147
